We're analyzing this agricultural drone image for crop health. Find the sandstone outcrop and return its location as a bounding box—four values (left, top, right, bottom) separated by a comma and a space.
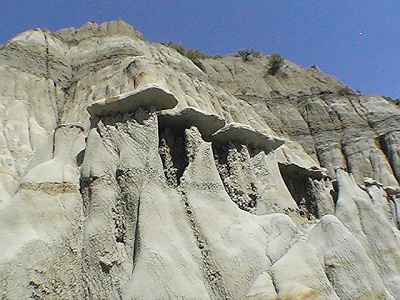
0, 20, 400, 299
87, 84, 178, 118
210, 122, 284, 153
158, 107, 225, 137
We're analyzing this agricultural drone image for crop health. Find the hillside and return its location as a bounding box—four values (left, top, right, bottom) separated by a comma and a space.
0, 20, 400, 299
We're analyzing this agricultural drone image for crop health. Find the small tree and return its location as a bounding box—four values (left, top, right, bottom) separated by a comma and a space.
267, 53, 284, 75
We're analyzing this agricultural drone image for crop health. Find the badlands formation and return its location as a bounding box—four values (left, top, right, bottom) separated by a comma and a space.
1, 20, 400, 299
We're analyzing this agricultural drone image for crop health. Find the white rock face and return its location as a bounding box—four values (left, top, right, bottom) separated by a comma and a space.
210, 122, 284, 153
158, 107, 226, 137
87, 84, 178, 118
0, 20, 400, 299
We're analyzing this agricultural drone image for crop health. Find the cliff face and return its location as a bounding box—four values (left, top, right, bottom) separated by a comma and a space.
0, 20, 400, 299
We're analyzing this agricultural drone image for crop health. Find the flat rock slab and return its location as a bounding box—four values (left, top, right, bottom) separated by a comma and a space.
87, 84, 178, 117
279, 163, 330, 179
210, 122, 284, 153
158, 107, 225, 137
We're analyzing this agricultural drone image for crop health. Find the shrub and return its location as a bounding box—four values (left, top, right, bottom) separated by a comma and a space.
336, 86, 357, 96
267, 53, 284, 75
193, 60, 206, 72
237, 49, 263, 62
185, 49, 207, 61
252, 50, 262, 58
167, 42, 186, 56
167, 42, 207, 72
237, 49, 253, 61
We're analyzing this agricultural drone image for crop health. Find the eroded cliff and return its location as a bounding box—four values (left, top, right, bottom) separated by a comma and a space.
0, 20, 400, 299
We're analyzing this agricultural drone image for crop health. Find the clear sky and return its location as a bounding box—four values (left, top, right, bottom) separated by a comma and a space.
1, 1, 399, 98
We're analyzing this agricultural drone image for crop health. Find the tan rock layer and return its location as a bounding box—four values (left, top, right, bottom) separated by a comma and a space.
1, 20, 400, 300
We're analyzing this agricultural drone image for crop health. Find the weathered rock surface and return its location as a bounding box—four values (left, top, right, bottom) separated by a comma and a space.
158, 107, 225, 137
87, 84, 178, 118
210, 122, 284, 153
0, 20, 400, 299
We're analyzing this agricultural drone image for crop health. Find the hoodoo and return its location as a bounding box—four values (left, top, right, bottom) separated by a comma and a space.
0, 20, 400, 299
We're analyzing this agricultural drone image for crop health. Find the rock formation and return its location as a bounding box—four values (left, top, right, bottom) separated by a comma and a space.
0, 20, 400, 299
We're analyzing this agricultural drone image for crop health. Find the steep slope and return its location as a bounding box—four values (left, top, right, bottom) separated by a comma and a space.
0, 20, 399, 299
203, 55, 400, 186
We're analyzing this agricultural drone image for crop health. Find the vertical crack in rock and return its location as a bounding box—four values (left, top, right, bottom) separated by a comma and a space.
268, 270, 279, 296
132, 194, 140, 272
385, 187, 400, 229
43, 31, 60, 126
51, 127, 57, 156
79, 176, 98, 217
158, 125, 229, 299
113, 170, 127, 245
324, 261, 336, 291
180, 189, 230, 300
379, 133, 400, 183
158, 127, 188, 187
213, 142, 259, 214
297, 95, 349, 177
341, 139, 351, 174
114, 167, 142, 272
123, 59, 139, 90
80, 111, 153, 298
391, 197, 400, 230
301, 98, 326, 168
76, 149, 85, 167
330, 179, 339, 207
43, 31, 51, 80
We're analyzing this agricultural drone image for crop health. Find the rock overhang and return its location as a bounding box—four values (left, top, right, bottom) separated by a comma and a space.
210, 122, 284, 153
56, 122, 85, 131
278, 163, 330, 180
384, 185, 400, 196
157, 107, 226, 137
87, 84, 178, 118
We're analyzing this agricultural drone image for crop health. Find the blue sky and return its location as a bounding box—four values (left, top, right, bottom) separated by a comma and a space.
1, 1, 399, 98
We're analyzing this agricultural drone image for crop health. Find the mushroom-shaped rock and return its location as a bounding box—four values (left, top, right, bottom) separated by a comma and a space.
278, 163, 330, 180
87, 84, 178, 117
158, 107, 225, 137
385, 186, 400, 196
363, 177, 383, 188
210, 122, 284, 153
